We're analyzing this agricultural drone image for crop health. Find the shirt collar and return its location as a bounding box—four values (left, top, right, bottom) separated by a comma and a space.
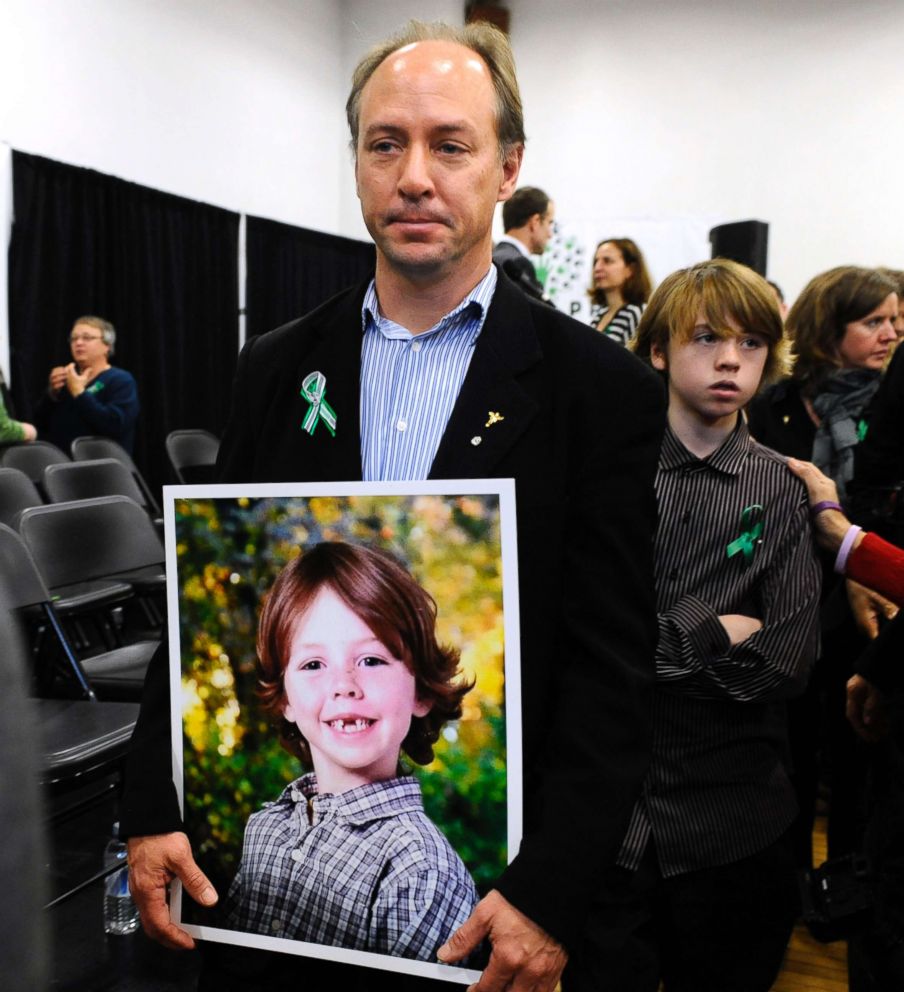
496, 233, 532, 259
361, 265, 497, 344
284, 772, 425, 826
659, 417, 752, 477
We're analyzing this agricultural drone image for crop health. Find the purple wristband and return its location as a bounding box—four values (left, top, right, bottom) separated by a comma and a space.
811, 500, 843, 517
834, 525, 863, 575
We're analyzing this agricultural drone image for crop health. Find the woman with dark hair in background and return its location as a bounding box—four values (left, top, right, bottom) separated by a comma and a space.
748, 266, 899, 870
748, 266, 897, 500
587, 237, 652, 345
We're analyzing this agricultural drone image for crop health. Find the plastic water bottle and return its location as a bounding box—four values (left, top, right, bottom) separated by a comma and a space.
103, 822, 139, 935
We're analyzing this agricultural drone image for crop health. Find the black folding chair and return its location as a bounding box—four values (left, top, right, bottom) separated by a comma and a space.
18, 497, 165, 680
165, 428, 220, 484
19, 480, 137, 633
0, 522, 151, 703
0, 586, 48, 987
70, 436, 161, 517
0, 554, 140, 915
0, 440, 70, 495
0, 466, 44, 528
43, 458, 150, 513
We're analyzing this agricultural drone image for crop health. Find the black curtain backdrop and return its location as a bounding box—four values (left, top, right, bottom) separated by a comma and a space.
245, 215, 375, 338
8, 151, 240, 495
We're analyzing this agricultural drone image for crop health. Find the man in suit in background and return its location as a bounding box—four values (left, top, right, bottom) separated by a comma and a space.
124, 19, 665, 992
492, 186, 555, 303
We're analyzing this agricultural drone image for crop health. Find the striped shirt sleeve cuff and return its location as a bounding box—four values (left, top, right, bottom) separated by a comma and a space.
664, 594, 731, 668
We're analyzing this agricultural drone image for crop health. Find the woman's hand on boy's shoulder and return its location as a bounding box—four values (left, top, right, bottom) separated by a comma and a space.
437, 889, 567, 991
127, 831, 218, 950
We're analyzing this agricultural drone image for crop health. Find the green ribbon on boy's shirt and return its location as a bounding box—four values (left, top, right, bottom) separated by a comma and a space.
726, 504, 764, 566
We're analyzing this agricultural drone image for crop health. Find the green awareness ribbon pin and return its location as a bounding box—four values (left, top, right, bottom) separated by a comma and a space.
726, 504, 764, 566
857, 418, 868, 442
300, 371, 337, 437
86, 380, 105, 395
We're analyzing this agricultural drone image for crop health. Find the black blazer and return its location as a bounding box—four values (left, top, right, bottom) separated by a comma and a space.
492, 240, 548, 302
123, 272, 665, 948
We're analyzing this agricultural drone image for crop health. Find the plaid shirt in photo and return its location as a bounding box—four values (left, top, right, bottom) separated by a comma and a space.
225, 773, 478, 963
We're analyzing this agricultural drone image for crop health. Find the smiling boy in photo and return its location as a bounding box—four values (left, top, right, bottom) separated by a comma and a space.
225, 541, 478, 963
566, 260, 822, 992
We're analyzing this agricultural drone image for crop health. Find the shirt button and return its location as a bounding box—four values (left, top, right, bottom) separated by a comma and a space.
291, 849, 303, 863
411, 340, 422, 353
271, 919, 282, 932
396, 418, 407, 432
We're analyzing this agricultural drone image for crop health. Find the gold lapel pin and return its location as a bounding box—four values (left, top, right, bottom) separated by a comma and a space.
485, 411, 504, 428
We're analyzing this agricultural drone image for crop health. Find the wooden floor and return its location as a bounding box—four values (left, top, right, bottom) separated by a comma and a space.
772, 816, 848, 992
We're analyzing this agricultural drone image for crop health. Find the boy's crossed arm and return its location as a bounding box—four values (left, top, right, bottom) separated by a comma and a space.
655, 498, 820, 703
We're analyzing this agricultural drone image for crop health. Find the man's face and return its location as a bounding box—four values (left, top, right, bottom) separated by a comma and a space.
69, 322, 109, 368
355, 40, 521, 282
530, 202, 555, 255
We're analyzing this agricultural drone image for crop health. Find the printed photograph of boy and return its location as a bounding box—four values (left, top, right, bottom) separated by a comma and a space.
226, 542, 478, 959
171, 491, 512, 976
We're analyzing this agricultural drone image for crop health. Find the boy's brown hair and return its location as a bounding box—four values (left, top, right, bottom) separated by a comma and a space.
257, 541, 472, 767
632, 258, 787, 389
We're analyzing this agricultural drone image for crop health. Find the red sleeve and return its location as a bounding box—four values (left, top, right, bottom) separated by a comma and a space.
847, 532, 904, 607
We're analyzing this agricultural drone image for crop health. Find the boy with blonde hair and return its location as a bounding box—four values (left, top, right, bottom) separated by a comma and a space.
567, 260, 821, 992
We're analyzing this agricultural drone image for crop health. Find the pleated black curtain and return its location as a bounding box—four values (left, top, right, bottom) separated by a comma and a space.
8, 151, 240, 493
245, 215, 375, 337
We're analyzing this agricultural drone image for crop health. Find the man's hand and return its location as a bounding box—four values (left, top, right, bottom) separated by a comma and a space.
846, 674, 888, 743
846, 579, 899, 640
48, 365, 68, 395
64, 362, 89, 397
127, 831, 218, 950
719, 614, 763, 646
437, 889, 567, 992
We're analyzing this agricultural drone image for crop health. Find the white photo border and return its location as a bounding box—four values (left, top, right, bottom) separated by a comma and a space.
165, 478, 522, 985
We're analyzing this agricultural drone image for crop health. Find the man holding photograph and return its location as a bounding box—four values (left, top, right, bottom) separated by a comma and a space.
124, 19, 665, 992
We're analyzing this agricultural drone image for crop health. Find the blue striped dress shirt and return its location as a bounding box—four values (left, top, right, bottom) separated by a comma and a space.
359, 266, 497, 482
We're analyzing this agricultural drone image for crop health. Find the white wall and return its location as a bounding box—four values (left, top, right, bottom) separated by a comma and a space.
0, 0, 346, 230
2, 0, 902, 342
332, 0, 904, 311
508, 0, 904, 306
0, 0, 350, 373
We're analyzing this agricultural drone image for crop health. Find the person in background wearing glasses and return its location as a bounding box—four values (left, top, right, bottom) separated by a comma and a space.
492, 186, 556, 305
34, 315, 140, 454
